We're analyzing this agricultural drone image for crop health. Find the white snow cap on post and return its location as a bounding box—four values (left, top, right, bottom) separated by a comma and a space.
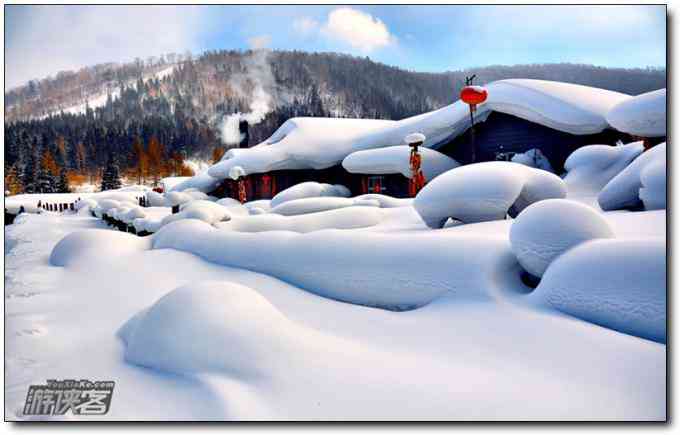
404, 132, 426, 144
229, 166, 246, 181
606, 89, 666, 138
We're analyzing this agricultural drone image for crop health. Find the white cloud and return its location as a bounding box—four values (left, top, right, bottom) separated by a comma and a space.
293, 17, 319, 36
321, 8, 395, 53
5, 5, 208, 89
247, 34, 272, 50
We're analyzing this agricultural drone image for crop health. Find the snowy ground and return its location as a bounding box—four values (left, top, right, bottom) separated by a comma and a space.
4, 200, 666, 420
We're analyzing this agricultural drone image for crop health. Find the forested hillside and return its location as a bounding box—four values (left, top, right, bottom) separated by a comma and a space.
4, 49, 666, 194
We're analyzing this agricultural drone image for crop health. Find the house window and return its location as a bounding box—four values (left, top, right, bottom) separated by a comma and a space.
367, 176, 385, 194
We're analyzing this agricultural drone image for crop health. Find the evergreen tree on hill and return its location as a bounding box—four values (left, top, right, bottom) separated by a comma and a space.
100, 155, 122, 191
56, 167, 71, 193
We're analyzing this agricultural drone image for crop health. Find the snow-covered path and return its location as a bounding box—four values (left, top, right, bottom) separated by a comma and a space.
5, 211, 665, 421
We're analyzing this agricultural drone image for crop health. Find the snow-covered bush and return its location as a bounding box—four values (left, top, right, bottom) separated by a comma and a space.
563, 142, 644, 195
640, 158, 666, 210
532, 238, 666, 343
511, 148, 554, 173
598, 143, 666, 211
510, 199, 614, 278
413, 162, 566, 228
145, 190, 165, 207
270, 182, 351, 208
164, 191, 193, 208
119, 281, 296, 376
606, 88, 666, 138
161, 200, 233, 227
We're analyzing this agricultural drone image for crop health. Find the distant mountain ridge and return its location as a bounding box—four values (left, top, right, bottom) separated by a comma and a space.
6, 50, 666, 125
4, 50, 666, 188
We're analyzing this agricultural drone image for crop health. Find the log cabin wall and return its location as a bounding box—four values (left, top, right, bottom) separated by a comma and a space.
438, 112, 632, 172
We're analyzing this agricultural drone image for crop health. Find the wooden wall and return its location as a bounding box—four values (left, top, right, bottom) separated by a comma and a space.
438, 112, 632, 172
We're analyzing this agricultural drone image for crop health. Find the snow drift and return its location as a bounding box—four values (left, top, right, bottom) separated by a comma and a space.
119, 281, 297, 376
606, 89, 666, 138
532, 238, 666, 343
50, 229, 150, 267
219, 206, 386, 233
510, 199, 614, 278
413, 162, 567, 228
270, 197, 379, 216
598, 143, 666, 211
270, 182, 350, 208
563, 141, 645, 196
151, 219, 512, 310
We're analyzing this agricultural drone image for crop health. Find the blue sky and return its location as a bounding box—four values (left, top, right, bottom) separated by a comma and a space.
5, 4, 666, 89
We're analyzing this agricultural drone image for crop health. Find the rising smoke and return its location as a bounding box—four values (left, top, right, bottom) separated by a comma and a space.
219, 39, 276, 148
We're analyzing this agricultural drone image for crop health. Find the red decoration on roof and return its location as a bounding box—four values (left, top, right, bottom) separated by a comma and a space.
460, 86, 488, 105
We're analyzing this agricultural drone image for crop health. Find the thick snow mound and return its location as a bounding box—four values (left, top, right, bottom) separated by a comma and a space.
533, 238, 666, 343
564, 142, 644, 195
50, 229, 150, 267
145, 190, 165, 207
270, 182, 351, 208
342, 146, 460, 181
598, 143, 666, 211
270, 197, 379, 216
244, 199, 272, 213
606, 89, 666, 137
353, 194, 413, 208
640, 158, 666, 210
161, 200, 232, 227
510, 199, 614, 278
164, 192, 190, 207
131, 207, 171, 233
152, 220, 506, 310
220, 206, 386, 233
414, 162, 566, 228
511, 148, 554, 173
169, 170, 221, 193
119, 281, 295, 376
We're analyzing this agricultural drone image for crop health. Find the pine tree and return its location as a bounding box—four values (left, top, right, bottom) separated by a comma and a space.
147, 136, 165, 185
100, 156, 122, 191
4, 164, 24, 195
56, 167, 71, 193
35, 165, 55, 193
132, 137, 147, 184
212, 146, 226, 163
22, 151, 39, 193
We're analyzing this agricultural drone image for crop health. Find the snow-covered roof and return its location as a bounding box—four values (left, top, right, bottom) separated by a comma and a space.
208, 117, 395, 180
606, 88, 666, 138
191, 79, 633, 184
342, 146, 460, 181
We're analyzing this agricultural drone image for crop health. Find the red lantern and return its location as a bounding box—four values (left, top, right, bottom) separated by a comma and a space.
460, 86, 488, 106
